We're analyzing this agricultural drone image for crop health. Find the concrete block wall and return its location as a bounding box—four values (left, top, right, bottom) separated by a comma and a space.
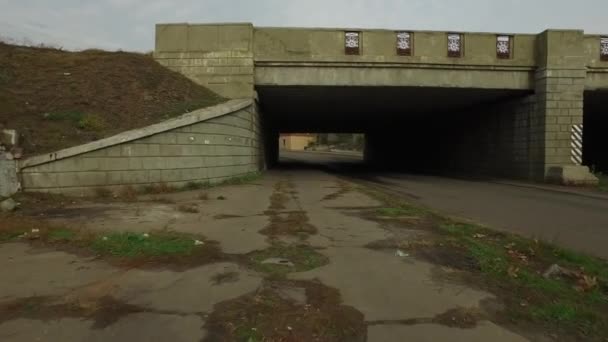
155, 24, 254, 99
437, 95, 536, 179
19, 100, 263, 195
364, 95, 538, 181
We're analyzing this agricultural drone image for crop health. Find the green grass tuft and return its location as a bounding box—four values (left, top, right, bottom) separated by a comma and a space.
77, 114, 105, 131
376, 206, 424, 217
45, 110, 86, 122
0, 231, 25, 242
219, 172, 262, 186
48, 229, 76, 242
92, 232, 198, 257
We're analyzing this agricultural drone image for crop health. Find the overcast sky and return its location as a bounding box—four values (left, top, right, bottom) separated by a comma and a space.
1, 0, 607, 51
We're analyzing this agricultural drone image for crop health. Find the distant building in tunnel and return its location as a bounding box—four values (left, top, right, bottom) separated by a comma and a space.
279, 133, 316, 151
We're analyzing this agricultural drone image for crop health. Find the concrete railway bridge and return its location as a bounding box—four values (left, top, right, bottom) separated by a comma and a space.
12, 22, 608, 196
154, 23, 608, 185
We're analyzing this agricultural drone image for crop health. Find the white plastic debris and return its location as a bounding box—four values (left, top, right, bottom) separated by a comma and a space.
261, 258, 294, 267
102, 236, 108, 241
194, 240, 205, 246
395, 250, 409, 257
287, 326, 293, 331
31, 228, 40, 233
142, 233, 149, 238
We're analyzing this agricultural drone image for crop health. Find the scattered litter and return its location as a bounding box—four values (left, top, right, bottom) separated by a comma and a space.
261, 258, 295, 267
507, 265, 520, 278
543, 264, 562, 279
102, 236, 108, 241
395, 250, 409, 257
506, 249, 529, 263
31, 228, 40, 233
142, 233, 149, 238
473, 233, 486, 239
542, 263, 599, 292
63, 72, 71, 76
287, 326, 293, 331
575, 275, 598, 293
194, 240, 205, 246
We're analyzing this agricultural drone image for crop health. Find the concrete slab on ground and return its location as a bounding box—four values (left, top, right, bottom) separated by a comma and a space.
367, 322, 530, 342
290, 246, 492, 321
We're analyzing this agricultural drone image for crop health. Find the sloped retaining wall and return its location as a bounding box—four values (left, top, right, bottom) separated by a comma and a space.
18, 99, 263, 195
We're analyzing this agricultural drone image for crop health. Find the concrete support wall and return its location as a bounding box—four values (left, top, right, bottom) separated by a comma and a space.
0, 160, 19, 197
155, 23, 255, 99
437, 96, 537, 179
364, 95, 535, 179
19, 100, 263, 195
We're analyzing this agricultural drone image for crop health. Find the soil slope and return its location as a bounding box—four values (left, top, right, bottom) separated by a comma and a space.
0, 43, 224, 156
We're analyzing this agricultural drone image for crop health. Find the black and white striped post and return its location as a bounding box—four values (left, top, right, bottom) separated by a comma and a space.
570, 124, 583, 165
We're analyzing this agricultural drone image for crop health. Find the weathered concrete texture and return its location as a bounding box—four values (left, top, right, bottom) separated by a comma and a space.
546, 165, 599, 185
254, 28, 537, 66
368, 322, 530, 342
291, 247, 492, 321
0, 160, 19, 197
280, 170, 491, 320
0, 243, 116, 300
94, 313, 206, 341
255, 66, 533, 90
0, 314, 206, 342
113, 262, 262, 313
405, 94, 539, 180
1, 166, 543, 340
0, 319, 94, 342
157, 24, 608, 95
44, 182, 273, 254
0, 245, 258, 340
19, 100, 265, 195
155, 24, 255, 98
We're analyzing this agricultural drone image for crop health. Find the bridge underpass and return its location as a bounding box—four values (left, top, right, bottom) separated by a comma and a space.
257, 85, 533, 177
155, 23, 608, 185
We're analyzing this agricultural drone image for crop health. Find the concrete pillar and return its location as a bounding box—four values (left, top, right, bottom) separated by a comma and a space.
534, 30, 598, 185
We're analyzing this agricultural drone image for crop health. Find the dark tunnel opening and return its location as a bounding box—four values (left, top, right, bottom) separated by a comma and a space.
583, 90, 608, 174
257, 85, 534, 178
